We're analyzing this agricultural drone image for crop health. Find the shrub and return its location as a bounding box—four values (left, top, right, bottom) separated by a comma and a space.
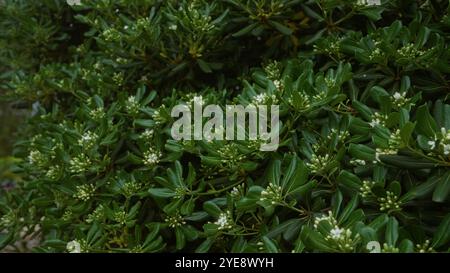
0, 0, 449, 253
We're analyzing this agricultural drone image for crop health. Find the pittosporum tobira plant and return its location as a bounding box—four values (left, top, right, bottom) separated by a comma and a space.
0, 0, 449, 253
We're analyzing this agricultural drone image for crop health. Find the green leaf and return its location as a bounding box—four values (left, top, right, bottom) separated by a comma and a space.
300, 226, 336, 252
175, 227, 186, 250
416, 104, 438, 138
203, 201, 222, 217
268, 20, 293, 35
399, 239, 414, 253
195, 237, 215, 253
232, 23, 257, 37
148, 188, 175, 198
182, 225, 199, 241
400, 122, 415, 146
379, 155, 437, 169
400, 176, 438, 203
337, 170, 362, 192
286, 159, 309, 193
432, 214, 450, 248
300, 4, 324, 21
385, 217, 399, 246
369, 214, 389, 231
416, 26, 431, 48
265, 219, 301, 239
338, 195, 359, 224
134, 119, 155, 128
348, 144, 375, 161
388, 181, 401, 196
262, 236, 279, 253
433, 100, 450, 129
268, 159, 281, 186
352, 100, 373, 121
197, 59, 212, 73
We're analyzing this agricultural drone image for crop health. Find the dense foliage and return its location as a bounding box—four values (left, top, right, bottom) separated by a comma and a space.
0, 0, 449, 253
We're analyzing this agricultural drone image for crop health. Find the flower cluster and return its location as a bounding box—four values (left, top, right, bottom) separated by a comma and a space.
165, 212, 186, 228
121, 181, 142, 197
143, 148, 162, 166
375, 129, 402, 162
214, 211, 234, 230
369, 112, 388, 128
86, 205, 105, 223
230, 184, 244, 198
45, 165, 60, 180
397, 43, 426, 59
428, 127, 450, 156
260, 183, 283, 204
125, 96, 140, 115
0, 212, 14, 228
360, 180, 374, 198
113, 210, 128, 225
264, 61, 281, 81
391, 92, 411, 108
307, 154, 332, 174
28, 150, 46, 167
251, 93, 278, 106
416, 240, 434, 253
326, 226, 356, 252
140, 129, 154, 140
69, 154, 91, 174
368, 47, 385, 61
314, 211, 359, 252
287, 92, 311, 110
152, 105, 167, 125
381, 243, 399, 253
217, 143, 246, 168
78, 131, 98, 149
89, 107, 106, 121
350, 159, 366, 166
74, 184, 96, 201
314, 211, 337, 228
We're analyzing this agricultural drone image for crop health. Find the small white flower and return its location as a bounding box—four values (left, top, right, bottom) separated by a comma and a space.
78, 131, 98, 148
67, 240, 81, 253
369, 120, 380, 128
140, 129, 154, 139
393, 92, 402, 100
330, 227, 344, 240
214, 211, 233, 230
230, 186, 240, 197
350, 159, 366, 166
